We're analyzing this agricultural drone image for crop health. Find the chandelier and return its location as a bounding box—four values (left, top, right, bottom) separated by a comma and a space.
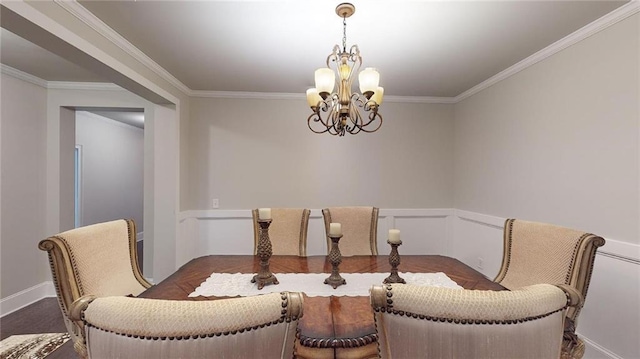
306, 3, 384, 136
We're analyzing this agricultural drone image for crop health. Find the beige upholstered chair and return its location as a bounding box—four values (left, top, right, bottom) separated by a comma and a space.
370, 283, 582, 359
494, 219, 605, 358
252, 208, 311, 256
69, 291, 304, 359
38, 219, 151, 358
322, 206, 379, 256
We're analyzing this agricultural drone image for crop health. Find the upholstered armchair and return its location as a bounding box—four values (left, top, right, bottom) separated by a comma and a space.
252, 208, 311, 256
38, 219, 151, 357
494, 219, 605, 358
69, 291, 304, 358
370, 283, 582, 359
322, 206, 379, 256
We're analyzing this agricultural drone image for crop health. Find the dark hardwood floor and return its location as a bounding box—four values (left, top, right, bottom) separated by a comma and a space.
0, 240, 144, 358
0, 297, 78, 358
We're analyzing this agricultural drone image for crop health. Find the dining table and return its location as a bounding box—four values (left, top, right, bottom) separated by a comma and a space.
139, 255, 505, 359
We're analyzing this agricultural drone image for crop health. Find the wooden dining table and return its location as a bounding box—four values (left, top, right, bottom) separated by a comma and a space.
139, 255, 505, 359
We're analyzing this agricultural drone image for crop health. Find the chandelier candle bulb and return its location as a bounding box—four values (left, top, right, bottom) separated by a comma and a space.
388, 229, 401, 244
358, 67, 380, 97
372, 87, 384, 105
306, 88, 322, 108
315, 68, 335, 96
258, 208, 271, 220
329, 222, 342, 236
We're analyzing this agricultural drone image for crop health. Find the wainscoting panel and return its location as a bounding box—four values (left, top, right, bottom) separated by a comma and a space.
177, 209, 455, 260
197, 217, 254, 255
451, 210, 505, 278
307, 212, 328, 255
578, 252, 640, 359
451, 210, 640, 359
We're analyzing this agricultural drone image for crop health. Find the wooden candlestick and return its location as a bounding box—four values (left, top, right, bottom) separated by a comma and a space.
384, 240, 406, 284
251, 219, 279, 289
324, 234, 346, 289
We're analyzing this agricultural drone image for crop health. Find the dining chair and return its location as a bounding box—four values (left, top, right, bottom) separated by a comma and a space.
252, 208, 311, 256
494, 218, 605, 359
38, 219, 151, 358
69, 291, 304, 359
322, 206, 379, 256
370, 283, 582, 359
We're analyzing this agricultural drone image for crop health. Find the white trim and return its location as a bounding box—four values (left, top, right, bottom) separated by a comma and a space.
54, 0, 191, 96
598, 238, 640, 264
2, 1, 179, 105
47, 81, 124, 91
190, 91, 304, 100
580, 334, 624, 359
383, 96, 457, 104
0, 64, 48, 88
0, 282, 56, 318
190, 90, 456, 104
179, 208, 454, 222
454, 0, 640, 102
137, 231, 144, 242
378, 208, 453, 218
74, 144, 83, 228
454, 209, 640, 263
455, 209, 505, 229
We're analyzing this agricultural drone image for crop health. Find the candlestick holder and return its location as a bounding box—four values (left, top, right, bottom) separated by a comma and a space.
384, 240, 406, 284
324, 234, 346, 289
251, 219, 279, 289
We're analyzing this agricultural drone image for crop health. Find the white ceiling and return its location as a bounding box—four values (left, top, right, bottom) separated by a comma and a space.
0, 0, 629, 98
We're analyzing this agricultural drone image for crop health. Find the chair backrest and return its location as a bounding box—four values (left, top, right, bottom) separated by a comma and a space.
370, 283, 581, 359
494, 219, 605, 324
252, 208, 310, 256
38, 219, 151, 357
69, 291, 304, 359
322, 207, 379, 256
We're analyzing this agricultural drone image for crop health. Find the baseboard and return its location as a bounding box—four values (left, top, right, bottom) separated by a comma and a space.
581, 334, 624, 359
0, 281, 56, 318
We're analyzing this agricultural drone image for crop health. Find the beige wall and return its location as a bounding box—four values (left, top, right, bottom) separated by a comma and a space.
453, 14, 639, 244
187, 97, 454, 210
0, 73, 48, 297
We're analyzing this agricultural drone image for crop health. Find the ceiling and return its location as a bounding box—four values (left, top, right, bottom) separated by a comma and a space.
0, 1, 629, 98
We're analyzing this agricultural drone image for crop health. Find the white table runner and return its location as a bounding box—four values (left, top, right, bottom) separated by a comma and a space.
189, 272, 462, 297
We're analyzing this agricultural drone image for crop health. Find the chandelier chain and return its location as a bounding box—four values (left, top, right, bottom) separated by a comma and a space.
342, 16, 347, 53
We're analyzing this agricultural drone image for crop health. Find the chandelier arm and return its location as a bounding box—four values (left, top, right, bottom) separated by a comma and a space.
326, 45, 341, 68
349, 93, 382, 131
307, 98, 338, 134
347, 104, 363, 135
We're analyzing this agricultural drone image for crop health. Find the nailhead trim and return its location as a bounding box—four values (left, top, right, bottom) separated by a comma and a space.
85, 292, 297, 340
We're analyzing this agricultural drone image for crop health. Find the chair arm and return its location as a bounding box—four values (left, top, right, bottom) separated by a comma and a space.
69, 295, 97, 322
555, 284, 584, 308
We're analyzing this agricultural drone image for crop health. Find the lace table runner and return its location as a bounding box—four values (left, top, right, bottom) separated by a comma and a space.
189, 272, 462, 298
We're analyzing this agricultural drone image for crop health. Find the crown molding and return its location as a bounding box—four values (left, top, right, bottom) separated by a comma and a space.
384, 95, 457, 104
190, 91, 304, 100
24, 1, 640, 103
455, 0, 640, 103
54, 0, 191, 96
190, 91, 457, 104
1, 64, 48, 88
47, 81, 124, 91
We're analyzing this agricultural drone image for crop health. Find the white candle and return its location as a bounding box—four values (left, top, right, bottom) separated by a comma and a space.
388, 229, 401, 244
329, 222, 342, 236
258, 208, 271, 220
